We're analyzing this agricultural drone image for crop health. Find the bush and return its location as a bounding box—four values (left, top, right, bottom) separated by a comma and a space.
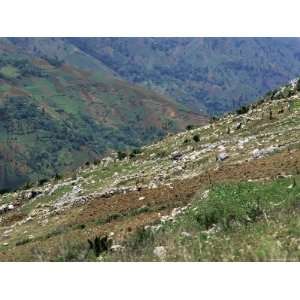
38, 178, 48, 186
192, 134, 200, 142
23, 181, 34, 190
129, 148, 142, 159
186, 124, 194, 131
117, 151, 127, 160
236, 105, 249, 115
16, 238, 31, 246
126, 227, 155, 250
156, 150, 167, 158
93, 159, 101, 165
88, 235, 112, 257
296, 79, 300, 92
0, 188, 12, 195
55, 173, 62, 181
74, 224, 86, 230
210, 116, 219, 123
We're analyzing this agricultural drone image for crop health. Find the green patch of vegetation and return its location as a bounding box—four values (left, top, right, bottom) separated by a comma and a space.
105, 178, 300, 261
292, 99, 300, 111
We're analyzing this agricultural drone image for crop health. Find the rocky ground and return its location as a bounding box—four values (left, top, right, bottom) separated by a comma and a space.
1, 80, 300, 261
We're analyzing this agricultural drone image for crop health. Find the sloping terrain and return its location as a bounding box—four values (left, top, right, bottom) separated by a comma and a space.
67, 37, 300, 114
1, 79, 300, 261
0, 38, 206, 191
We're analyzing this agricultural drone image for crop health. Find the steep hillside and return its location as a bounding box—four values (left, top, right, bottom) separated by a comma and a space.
1, 79, 300, 261
68, 37, 300, 114
0, 38, 206, 190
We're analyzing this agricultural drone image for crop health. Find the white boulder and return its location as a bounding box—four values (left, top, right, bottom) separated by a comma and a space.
153, 246, 167, 260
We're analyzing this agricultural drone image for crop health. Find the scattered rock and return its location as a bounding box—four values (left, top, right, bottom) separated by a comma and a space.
181, 231, 192, 238
252, 148, 261, 159
153, 246, 167, 260
218, 145, 226, 152
202, 190, 210, 199
171, 151, 182, 161
235, 122, 242, 130
217, 152, 229, 161
252, 146, 278, 159
110, 244, 125, 252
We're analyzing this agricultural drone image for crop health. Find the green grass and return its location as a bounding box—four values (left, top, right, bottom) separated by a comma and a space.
104, 177, 300, 261
292, 99, 300, 110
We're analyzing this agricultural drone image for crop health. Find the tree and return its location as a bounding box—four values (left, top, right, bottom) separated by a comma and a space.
296, 79, 300, 92
193, 134, 200, 142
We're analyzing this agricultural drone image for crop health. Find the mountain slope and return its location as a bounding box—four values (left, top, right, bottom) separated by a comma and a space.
0, 38, 206, 190
1, 79, 300, 261
67, 37, 300, 114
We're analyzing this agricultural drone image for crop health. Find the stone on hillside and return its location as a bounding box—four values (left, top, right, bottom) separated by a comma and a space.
171, 207, 182, 217
0, 204, 7, 214
235, 122, 242, 130
218, 145, 226, 152
181, 231, 192, 238
252, 146, 278, 159
149, 182, 158, 189
110, 244, 125, 252
202, 190, 210, 199
217, 152, 229, 161
23, 190, 41, 200
161, 215, 173, 223
153, 246, 167, 260
8, 204, 14, 210
252, 148, 261, 159
171, 151, 182, 161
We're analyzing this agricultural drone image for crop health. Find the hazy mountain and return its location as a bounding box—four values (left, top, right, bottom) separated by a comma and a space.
67, 37, 300, 114
0, 38, 205, 190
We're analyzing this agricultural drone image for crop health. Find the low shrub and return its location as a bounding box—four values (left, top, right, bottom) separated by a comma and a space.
192, 134, 200, 142
117, 151, 127, 160
186, 124, 194, 131
236, 105, 249, 115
